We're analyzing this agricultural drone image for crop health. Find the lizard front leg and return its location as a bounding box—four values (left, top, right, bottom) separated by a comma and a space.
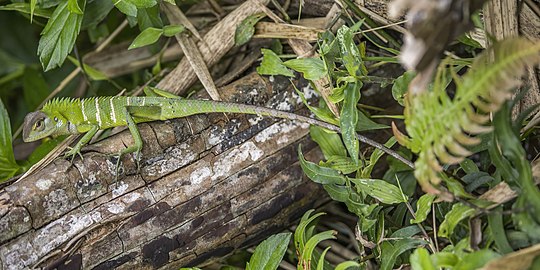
65, 125, 99, 162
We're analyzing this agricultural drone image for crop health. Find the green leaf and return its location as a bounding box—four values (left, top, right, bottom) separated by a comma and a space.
298, 145, 346, 185
438, 203, 476, 238
294, 210, 325, 252
128, 27, 163, 50
323, 155, 360, 174
431, 252, 459, 268
316, 246, 331, 270
487, 206, 513, 254
349, 178, 407, 204
257, 48, 294, 77
37, 0, 85, 71
309, 125, 347, 159
283, 58, 326, 81
392, 71, 415, 106
300, 230, 336, 269
335, 261, 361, 270
356, 109, 388, 131
0, 99, 21, 182
136, 5, 162, 30
411, 194, 436, 224
30, 0, 37, 21
336, 24, 367, 77
246, 233, 291, 270
380, 238, 428, 270
82, 0, 114, 29
235, 13, 265, 46
22, 67, 49, 109
162, 25, 185, 37
410, 248, 435, 270
0, 3, 52, 18
340, 82, 361, 164
67, 56, 107, 80
67, 0, 83, 14
454, 249, 500, 270
114, 0, 137, 17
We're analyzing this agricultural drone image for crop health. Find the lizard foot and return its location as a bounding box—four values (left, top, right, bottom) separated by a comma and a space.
64, 147, 84, 165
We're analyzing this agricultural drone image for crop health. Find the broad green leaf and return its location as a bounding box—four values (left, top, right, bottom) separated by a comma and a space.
390, 226, 424, 238
410, 248, 435, 270
298, 145, 346, 185
323, 155, 360, 174
356, 109, 388, 131
323, 184, 350, 202
235, 13, 265, 46
392, 71, 415, 106
340, 82, 361, 165
309, 125, 346, 159
335, 261, 361, 270
82, 0, 114, 29
22, 67, 49, 109
380, 238, 428, 270
438, 203, 475, 238
162, 25, 185, 37
283, 58, 326, 81
136, 5, 162, 30
0, 99, 21, 182
246, 233, 291, 270
67, 56, 107, 80
114, 0, 137, 17
128, 27, 162, 50
460, 158, 479, 174
411, 194, 436, 224
257, 49, 294, 77
431, 252, 458, 268
336, 24, 367, 77
67, 0, 83, 14
350, 178, 406, 204
0, 3, 52, 18
37, 0, 85, 71
454, 249, 500, 270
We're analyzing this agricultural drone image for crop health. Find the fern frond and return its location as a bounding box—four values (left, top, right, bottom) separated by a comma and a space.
394, 37, 540, 193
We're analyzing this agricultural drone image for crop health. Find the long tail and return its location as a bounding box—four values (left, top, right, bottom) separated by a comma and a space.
170, 100, 413, 168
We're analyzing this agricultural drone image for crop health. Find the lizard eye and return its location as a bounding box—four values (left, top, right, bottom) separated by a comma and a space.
33, 119, 45, 131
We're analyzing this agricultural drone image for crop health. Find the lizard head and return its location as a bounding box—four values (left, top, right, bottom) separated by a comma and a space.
23, 111, 70, 142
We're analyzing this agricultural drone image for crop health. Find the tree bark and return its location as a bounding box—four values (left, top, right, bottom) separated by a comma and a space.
0, 73, 327, 269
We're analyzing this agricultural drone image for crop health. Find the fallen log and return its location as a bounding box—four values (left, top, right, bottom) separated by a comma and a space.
0, 73, 328, 269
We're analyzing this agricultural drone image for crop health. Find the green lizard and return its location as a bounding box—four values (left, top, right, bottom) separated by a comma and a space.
22, 88, 412, 167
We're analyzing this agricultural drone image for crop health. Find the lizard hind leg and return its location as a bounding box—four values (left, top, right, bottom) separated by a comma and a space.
115, 107, 144, 180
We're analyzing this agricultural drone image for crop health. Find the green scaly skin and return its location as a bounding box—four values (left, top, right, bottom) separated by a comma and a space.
22, 89, 412, 168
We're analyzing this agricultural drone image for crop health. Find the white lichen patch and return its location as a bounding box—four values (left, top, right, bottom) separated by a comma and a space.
107, 201, 125, 214
190, 167, 212, 185
143, 144, 196, 177
0, 239, 39, 270
293, 85, 318, 104
112, 181, 129, 197
275, 97, 293, 111
121, 192, 141, 204
248, 115, 264, 126
211, 142, 264, 181
35, 178, 52, 190
43, 189, 70, 217
254, 121, 309, 143
33, 213, 94, 257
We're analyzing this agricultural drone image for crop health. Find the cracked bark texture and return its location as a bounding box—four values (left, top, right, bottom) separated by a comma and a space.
0, 73, 327, 269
